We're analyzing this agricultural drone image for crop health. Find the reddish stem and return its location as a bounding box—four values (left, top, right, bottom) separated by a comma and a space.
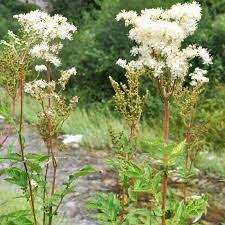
184, 126, 191, 205
45, 63, 57, 225
162, 100, 169, 225
186, 127, 191, 169
120, 124, 134, 222
11, 97, 16, 119
164, 100, 169, 146
19, 76, 38, 225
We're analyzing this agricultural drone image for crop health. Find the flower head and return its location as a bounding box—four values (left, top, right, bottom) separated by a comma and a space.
115, 2, 212, 85
35, 64, 47, 72
14, 10, 77, 67
59, 67, 76, 90
190, 68, 209, 86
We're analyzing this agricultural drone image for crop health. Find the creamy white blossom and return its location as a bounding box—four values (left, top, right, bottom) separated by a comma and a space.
35, 64, 47, 72
59, 67, 77, 89
189, 68, 209, 86
14, 11, 76, 41
197, 47, 213, 64
116, 2, 212, 84
0, 40, 13, 48
14, 10, 77, 67
116, 59, 127, 68
0, 31, 26, 48
25, 80, 54, 99
116, 10, 137, 26
162, 1, 202, 35
30, 179, 38, 188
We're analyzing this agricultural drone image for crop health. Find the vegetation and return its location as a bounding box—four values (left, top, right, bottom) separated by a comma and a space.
0, 182, 67, 225
0, 10, 96, 225
0, 0, 224, 153
0, 1, 224, 225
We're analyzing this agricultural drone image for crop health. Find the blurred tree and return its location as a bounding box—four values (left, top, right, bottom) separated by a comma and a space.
56, 0, 224, 106
0, 0, 224, 151
200, 0, 225, 16
0, 0, 38, 38
50, 0, 102, 21
59, 0, 186, 106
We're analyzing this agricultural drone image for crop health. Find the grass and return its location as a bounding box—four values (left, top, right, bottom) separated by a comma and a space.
0, 181, 67, 225
62, 107, 161, 149
0, 183, 29, 216
195, 151, 225, 177
12, 94, 161, 149
62, 107, 126, 148
1, 92, 224, 177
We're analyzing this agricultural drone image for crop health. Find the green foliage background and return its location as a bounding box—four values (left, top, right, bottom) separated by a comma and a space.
0, 0, 224, 152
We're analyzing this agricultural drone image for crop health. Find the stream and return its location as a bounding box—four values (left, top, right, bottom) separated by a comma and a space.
0, 125, 224, 225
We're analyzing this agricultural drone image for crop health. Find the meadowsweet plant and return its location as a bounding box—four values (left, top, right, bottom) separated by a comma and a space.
114, 2, 212, 225
174, 83, 207, 204
0, 10, 95, 225
109, 70, 148, 147
88, 63, 164, 225
109, 70, 148, 221
0, 29, 39, 224
88, 2, 212, 225
0, 31, 33, 145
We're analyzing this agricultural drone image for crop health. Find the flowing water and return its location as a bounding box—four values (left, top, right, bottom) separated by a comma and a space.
0, 125, 224, 225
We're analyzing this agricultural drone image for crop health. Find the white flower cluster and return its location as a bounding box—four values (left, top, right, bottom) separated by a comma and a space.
14, 10, 77, 67
189, 68, 209, 86
30, 179, 38, 188
58, 67, 77, 90
24, 80, 55, 99
35, 64, 47, 72
116, 2, 212, 85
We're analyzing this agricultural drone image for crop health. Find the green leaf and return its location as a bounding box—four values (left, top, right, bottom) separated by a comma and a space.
46, 187, 75, 208
121, 161, 142, 178
186, 194, 208, 218
68, 166, 96, 183
171, 141, 185, 156
85, 193, 121, 223
26, 153, 48, 162
128, 187, 137, 202
5, 167, 28, 188
13, 217, 33, 225
152, 173, 161, 194
0, 153, 22, 162
124, 208, 151, 225
0, 210, 32, 225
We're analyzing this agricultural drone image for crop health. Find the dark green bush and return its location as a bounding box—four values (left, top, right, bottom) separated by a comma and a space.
0, 0, 38, 39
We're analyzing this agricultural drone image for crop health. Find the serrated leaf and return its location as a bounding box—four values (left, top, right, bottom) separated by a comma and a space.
128, 187, 137, 202
152, 173, 161, 194
5, 167, 28, 188
68, 166, 96, 183
171, 141, 185, 156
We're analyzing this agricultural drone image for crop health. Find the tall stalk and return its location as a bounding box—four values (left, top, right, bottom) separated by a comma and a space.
42, 64, 51, 225
162, 99, 169, 225
19, 74, 38, 225
183, 125, 191, 205
184, 107, 195, 205
120, 124, 134, 222
45, 63, 57, 225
